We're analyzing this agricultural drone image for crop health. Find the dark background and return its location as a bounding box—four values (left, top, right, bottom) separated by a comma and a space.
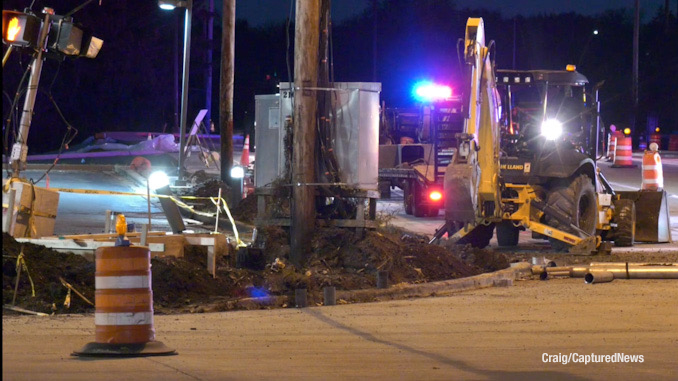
2, 0, 677, 154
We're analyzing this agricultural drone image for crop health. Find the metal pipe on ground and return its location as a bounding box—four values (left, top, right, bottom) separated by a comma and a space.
600, 266, 678, 280
540, 270, 571, 280
584, 271, 614, 284
589, 262, 678, 267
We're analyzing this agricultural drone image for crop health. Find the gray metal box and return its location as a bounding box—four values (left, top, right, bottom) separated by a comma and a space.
254, 94, 283, 188
255, 82, 381, 191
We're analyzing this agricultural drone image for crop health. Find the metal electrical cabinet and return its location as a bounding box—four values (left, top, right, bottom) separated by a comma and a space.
254, 82, 381, 191
253, 94, 284, 188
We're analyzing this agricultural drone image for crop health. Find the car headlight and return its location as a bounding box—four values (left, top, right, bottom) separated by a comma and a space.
541, 119, 563, 141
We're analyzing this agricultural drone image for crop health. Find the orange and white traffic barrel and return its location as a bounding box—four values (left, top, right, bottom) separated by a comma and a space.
612, 135, 635, 168
605, 132, 617, 161
73, 245, 175, 357
607, 132, 622, 162
641, 143, 663, 190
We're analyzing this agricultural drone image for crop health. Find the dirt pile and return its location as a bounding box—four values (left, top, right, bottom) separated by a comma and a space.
249, 226, 508, 305
3, 233, 95, 314
3, 226, 508, 315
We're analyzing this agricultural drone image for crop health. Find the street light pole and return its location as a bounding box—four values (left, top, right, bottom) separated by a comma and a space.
160, 0, 192, 183
178, 0, 193, 183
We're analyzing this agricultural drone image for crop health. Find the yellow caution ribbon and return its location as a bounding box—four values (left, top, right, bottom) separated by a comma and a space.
15, 251, 36, 298
210, 196, 246, 247
63, 288, 71, 308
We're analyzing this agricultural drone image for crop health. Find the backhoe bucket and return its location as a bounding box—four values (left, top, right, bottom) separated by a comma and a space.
617, 190, 672, 243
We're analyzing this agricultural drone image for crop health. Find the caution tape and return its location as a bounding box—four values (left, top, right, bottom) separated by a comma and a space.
49, 186, 220, 201
210, 196, 246, 248
5, 181, 246, 244
63, 288, 71, 308
59, 277, 94, 307
15, 250, 36, 298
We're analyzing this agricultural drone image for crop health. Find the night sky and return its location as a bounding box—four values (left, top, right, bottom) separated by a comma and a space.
237, 0, 670, 26
2, 0, 676, 154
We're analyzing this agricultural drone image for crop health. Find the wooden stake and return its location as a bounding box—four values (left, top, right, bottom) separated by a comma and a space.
59, 277, 94, 306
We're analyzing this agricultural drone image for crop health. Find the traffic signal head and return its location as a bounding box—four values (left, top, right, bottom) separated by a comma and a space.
2, 10, 41, 47
48, 16, 103, 58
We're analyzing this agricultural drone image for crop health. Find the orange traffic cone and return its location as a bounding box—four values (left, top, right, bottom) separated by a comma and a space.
240, 134, 250, 166
45, 174, 50, 189
641, 143, 663, 190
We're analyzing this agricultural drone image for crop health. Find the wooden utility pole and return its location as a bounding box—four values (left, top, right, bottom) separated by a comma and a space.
220, 0, 235, 182
205, 0, 215, 124
291, 0, 320, 267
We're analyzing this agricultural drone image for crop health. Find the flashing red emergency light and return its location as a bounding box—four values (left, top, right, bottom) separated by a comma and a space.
429, 190, 443, 202
413, 82, 452, 102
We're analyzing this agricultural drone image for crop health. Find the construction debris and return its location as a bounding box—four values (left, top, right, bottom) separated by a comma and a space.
3, 227, 509, 315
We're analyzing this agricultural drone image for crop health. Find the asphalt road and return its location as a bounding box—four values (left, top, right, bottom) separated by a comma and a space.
3, 277, 677, 380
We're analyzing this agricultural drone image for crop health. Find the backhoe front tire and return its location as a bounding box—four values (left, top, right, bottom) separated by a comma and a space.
545, 174, 598, 252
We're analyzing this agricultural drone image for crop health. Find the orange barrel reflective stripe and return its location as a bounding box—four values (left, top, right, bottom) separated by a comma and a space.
612, 136, 634, 167
72, 245, 175, 357
642, 151, 663, 190
649, 133, 662, 149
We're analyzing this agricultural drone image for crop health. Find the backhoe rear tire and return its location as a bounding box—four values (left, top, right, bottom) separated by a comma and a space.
545, 174, 598, 252
403, 180, 413, 215
613, 198, 635, 247
412, 181, 428, 218
457, 223, 495, 249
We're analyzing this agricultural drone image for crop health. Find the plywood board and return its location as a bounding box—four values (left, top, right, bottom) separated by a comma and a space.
2, 181, 59, 238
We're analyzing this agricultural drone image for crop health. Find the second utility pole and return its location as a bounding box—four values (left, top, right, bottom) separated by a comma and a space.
290, 0, 320, 267
220, 0, 235, 183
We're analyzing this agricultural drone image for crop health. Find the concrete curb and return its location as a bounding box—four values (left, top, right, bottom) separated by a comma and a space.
198, 263, 532, 312
335, 262, 532, 303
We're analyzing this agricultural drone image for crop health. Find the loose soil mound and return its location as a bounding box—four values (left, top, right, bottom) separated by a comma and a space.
3, 226, 508, 315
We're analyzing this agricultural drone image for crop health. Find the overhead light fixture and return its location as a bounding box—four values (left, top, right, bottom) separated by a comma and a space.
158, 1, 189, 10
149, 170, 185, 234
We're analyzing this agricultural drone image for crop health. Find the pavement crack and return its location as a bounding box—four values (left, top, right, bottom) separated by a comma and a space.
144, 357, 203, 380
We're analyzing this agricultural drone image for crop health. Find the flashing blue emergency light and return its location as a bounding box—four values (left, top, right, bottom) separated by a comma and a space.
413, 81, 452, 102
